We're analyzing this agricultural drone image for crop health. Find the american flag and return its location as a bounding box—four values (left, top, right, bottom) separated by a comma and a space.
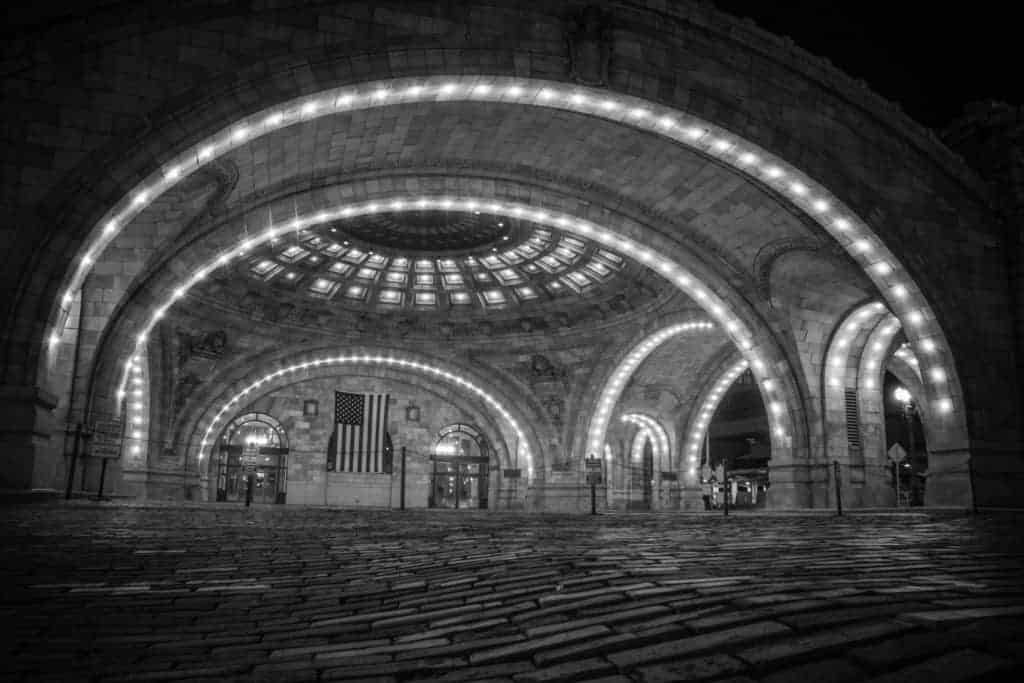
334, 391, 390, 472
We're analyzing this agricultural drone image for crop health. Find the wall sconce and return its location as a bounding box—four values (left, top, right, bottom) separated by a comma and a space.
303, 400, 318, 417
405, 404, 420, 422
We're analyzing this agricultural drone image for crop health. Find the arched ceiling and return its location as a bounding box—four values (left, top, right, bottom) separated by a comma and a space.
625, 332, 731, 409
122, 98, 848, 348
136, 101, 823, 294
187, 211, 670, 324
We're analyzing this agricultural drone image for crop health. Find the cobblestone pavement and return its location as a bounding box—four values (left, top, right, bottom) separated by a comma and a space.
3, 504, 1024, 682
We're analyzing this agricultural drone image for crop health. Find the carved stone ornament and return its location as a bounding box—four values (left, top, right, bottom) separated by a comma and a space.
190, 330, 227, 359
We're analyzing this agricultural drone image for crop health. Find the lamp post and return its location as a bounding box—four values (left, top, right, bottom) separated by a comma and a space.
893, 386, 915, 506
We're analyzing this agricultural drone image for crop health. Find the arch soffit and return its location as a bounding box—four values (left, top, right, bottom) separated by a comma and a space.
179, 347, 544, 474
89, 193, 810, 464
679, 351, 751, 473
36, 76, 965, 461
82, 168, 773, 401
172, 340, 553, 454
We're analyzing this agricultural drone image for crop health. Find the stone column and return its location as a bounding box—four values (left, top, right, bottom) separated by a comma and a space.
0, 385, 59, 493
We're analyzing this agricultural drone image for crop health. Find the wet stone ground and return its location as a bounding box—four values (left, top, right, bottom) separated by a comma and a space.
2, 504, 1024, 682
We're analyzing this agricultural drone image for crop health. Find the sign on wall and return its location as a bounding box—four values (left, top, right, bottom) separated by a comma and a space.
90, 419, 123, 459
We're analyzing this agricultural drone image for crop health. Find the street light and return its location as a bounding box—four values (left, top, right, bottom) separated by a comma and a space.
893, 386, 915, 506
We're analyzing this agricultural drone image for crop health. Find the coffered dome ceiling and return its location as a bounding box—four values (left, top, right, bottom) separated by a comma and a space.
189, 211, 674, 332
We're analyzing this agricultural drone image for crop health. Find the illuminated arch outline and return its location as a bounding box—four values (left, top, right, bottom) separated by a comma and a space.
821, 301, 891, 466
106, 199, 801, 463
216, 411, 290, 450
620, 413, 670, 466
630, 429, 654, 464
196, 353, 535, 477
824, 302, 889, 392
44, 75, 963, 436
681, 358, 750, 478
859, 313, 903, 394
586, 322, 726, 474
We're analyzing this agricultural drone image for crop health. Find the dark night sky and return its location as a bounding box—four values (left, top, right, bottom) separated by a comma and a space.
712, 0, 1022, 129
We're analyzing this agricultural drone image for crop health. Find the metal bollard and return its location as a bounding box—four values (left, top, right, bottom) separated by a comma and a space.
834, 461, 843, 516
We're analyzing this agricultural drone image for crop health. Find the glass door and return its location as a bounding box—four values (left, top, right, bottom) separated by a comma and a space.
430, 457, 489, 509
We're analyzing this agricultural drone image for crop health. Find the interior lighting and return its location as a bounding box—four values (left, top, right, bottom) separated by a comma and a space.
103, 188, 928, 451
920, 339, 936, 353
930, 367, 946, 383
790, 182, 807, 196
872, 261, 892, 276
812, 199, 830, 213
199, 355, 533, 473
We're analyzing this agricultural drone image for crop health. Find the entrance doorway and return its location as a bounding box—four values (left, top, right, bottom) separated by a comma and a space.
214, 412, 289, 504
627, 437, 654, 511
430, 457, 489, 509
428, 423, 492, 510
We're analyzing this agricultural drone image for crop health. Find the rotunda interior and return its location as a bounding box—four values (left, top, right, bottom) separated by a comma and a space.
1, 0, 1020, 511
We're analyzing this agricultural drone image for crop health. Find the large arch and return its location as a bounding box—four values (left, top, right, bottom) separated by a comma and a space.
82, 196, 811, 487
37, 77, 967, 452
182, 349, 542, 482
3, 2, 1015, 508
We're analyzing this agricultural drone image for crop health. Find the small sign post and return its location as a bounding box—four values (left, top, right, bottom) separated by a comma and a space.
90, 418, 121, 500
90, 419, 123, 460
585, 454, 603, 515
888, 443, 907, 507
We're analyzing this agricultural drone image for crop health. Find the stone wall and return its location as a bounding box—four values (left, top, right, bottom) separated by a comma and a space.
210, 374, 523, 510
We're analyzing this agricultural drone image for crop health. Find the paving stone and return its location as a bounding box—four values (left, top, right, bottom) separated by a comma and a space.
608, 620, 792, 669
512, 657, 614, 681
759, 658, 864, 683
860, 649, 1012, 683
899, 605, 1024, 626
736, 620, 914, 667
469, 625, 611, 664
4, 505, 1024, 682
634, 653, 746, 681
847, 630, 969, 671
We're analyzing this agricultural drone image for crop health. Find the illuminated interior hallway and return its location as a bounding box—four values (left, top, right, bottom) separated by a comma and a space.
1, 1, 1022, 512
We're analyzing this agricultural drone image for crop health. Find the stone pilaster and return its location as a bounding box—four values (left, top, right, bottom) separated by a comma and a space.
0, 385, 59, 492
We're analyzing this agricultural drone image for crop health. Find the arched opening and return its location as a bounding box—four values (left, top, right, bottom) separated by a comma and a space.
213, 412, 289, 504
702, 368, 770, 510
3, 41, 999, 510
884, 372, 929, 507
429, 423, 493, 510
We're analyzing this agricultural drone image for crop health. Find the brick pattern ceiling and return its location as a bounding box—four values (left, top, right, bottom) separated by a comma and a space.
234, 211, 643, 314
